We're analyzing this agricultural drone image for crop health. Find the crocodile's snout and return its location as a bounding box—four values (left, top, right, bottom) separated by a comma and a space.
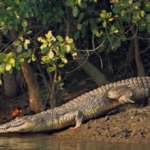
0, 117, 34, 133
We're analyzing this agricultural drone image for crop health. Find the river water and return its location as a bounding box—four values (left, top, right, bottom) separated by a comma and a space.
0, 134, 149, 150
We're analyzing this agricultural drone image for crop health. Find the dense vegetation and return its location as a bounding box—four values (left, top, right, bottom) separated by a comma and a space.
0, 0, 150, 112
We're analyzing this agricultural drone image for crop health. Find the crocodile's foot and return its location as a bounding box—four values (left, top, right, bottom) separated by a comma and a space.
69, 111, 84, 129
0, 116, 35, 133
118, 96, 135, 104
74, 111, 84, 128
107, 86, 135, 104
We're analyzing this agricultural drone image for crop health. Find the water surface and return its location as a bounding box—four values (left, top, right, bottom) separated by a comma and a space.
0, 134, 149, 150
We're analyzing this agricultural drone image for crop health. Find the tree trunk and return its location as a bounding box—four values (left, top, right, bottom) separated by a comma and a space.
131, 27, 145, 76
3, 72, 18, 98
3, 31, 19, 98
21, 61, 44, 113
76, 54, 107, 86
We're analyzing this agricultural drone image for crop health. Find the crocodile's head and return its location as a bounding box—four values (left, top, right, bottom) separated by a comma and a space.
0, 116, 36, 133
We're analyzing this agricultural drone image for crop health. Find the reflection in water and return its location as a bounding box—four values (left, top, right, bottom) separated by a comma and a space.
0, 135, 149, 150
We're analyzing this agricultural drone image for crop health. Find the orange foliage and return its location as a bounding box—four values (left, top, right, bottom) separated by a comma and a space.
10, 106, 22, 119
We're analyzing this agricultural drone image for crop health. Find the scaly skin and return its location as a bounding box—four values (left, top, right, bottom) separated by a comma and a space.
0, 76, 149, 133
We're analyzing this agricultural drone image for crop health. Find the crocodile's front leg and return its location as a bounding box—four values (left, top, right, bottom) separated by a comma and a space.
70, 111, 84, 128
107, 85, 150, 104
56, 110, 84, 129
107, 86, 135, 104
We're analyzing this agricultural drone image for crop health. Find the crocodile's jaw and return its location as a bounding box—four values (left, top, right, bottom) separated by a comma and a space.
0, 117, 36, 133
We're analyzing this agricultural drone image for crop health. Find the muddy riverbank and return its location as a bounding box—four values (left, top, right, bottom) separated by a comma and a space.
53, 104, 150, 143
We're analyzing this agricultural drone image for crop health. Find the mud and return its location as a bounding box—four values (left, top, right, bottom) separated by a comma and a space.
53, 104, 150, 143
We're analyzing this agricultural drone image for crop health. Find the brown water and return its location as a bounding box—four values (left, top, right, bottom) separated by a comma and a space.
0, 135, 149, 150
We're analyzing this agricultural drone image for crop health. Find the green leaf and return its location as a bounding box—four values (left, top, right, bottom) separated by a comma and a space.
77, 0, 81, 6
65, 0, 75, 7
56, 35, 64, 42
31, 54, 36, 61
22, 19, 28, 28
77, 24, 82, 30
110, 25, 119, 34
47, 66, 56, 72
0, 53, 5, 63
8, 58, 15, 66
5, 64, 12, 71
112, 39, 121, 50
41, 47, 49, 54
144, 2, 150, 12
72, 6, 79, 17
0, 65, 5, 73
58, 64, 65, 68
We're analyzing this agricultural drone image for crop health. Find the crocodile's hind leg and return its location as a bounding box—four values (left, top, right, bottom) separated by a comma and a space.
107, 86, 135, 104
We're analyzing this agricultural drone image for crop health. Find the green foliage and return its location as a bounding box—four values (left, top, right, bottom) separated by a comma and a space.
37, 31, 77, 72
0, 52, 16, 72
0, 0, 31, 33
0, 0, 150, 75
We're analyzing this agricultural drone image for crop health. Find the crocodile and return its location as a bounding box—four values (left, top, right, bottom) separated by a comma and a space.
0, 76, 149, 133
